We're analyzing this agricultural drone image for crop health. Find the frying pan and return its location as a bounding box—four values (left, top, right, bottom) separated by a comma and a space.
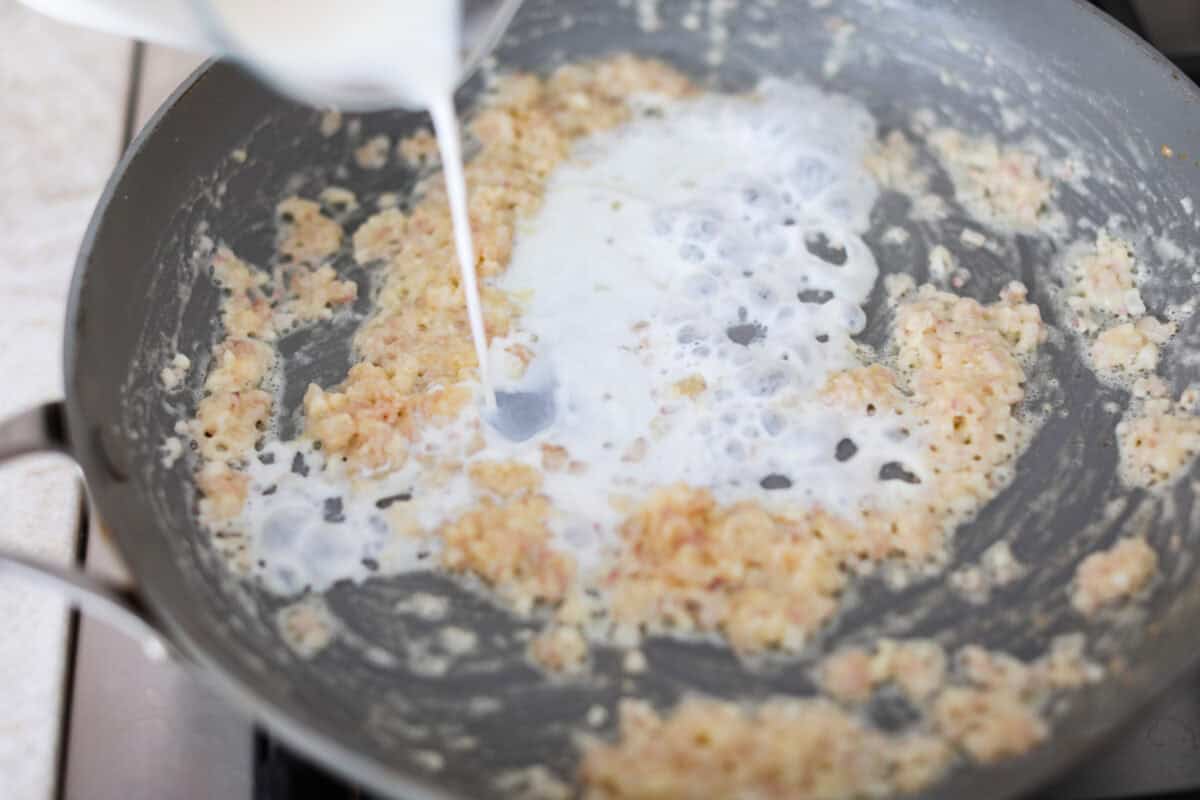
4, 1, 1200, 797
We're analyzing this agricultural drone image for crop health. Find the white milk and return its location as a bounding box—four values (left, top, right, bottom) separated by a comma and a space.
239, 81, 931, 595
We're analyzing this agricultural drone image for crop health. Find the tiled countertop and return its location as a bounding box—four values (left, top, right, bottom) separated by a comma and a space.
0, 4, 200, 797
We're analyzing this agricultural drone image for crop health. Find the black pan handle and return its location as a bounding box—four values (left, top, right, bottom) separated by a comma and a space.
0, 402, 175, 660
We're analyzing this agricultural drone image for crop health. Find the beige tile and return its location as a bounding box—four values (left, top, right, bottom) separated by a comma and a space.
0, 2, 129, 798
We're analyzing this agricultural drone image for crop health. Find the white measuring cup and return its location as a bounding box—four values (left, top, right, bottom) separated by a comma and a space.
18, 0, 523, 110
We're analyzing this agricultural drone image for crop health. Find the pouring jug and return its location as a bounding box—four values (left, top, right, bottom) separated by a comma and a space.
18, 0, 524, 110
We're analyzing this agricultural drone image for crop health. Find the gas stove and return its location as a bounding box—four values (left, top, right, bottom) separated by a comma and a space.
56, 2, 1200, 798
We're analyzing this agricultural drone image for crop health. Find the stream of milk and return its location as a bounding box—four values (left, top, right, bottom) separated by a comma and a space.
430, 98, 496, 405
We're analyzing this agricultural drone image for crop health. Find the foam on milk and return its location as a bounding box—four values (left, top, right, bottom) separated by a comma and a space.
241, 80, 930, 595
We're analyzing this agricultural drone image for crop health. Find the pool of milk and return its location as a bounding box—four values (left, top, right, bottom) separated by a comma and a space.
239, 80, 929, 595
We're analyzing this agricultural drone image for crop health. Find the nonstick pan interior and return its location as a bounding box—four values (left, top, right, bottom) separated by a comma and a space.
66, 1, 1200, 797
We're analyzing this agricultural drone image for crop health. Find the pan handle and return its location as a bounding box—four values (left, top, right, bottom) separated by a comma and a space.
0, 401, 69, 457
0, 402, 174, 660
0, 551, 171, 660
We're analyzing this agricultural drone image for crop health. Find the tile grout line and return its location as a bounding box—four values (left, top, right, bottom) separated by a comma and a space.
53, 38, 146, 800
120, 41, 147, 159
51, 491, 88, 800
